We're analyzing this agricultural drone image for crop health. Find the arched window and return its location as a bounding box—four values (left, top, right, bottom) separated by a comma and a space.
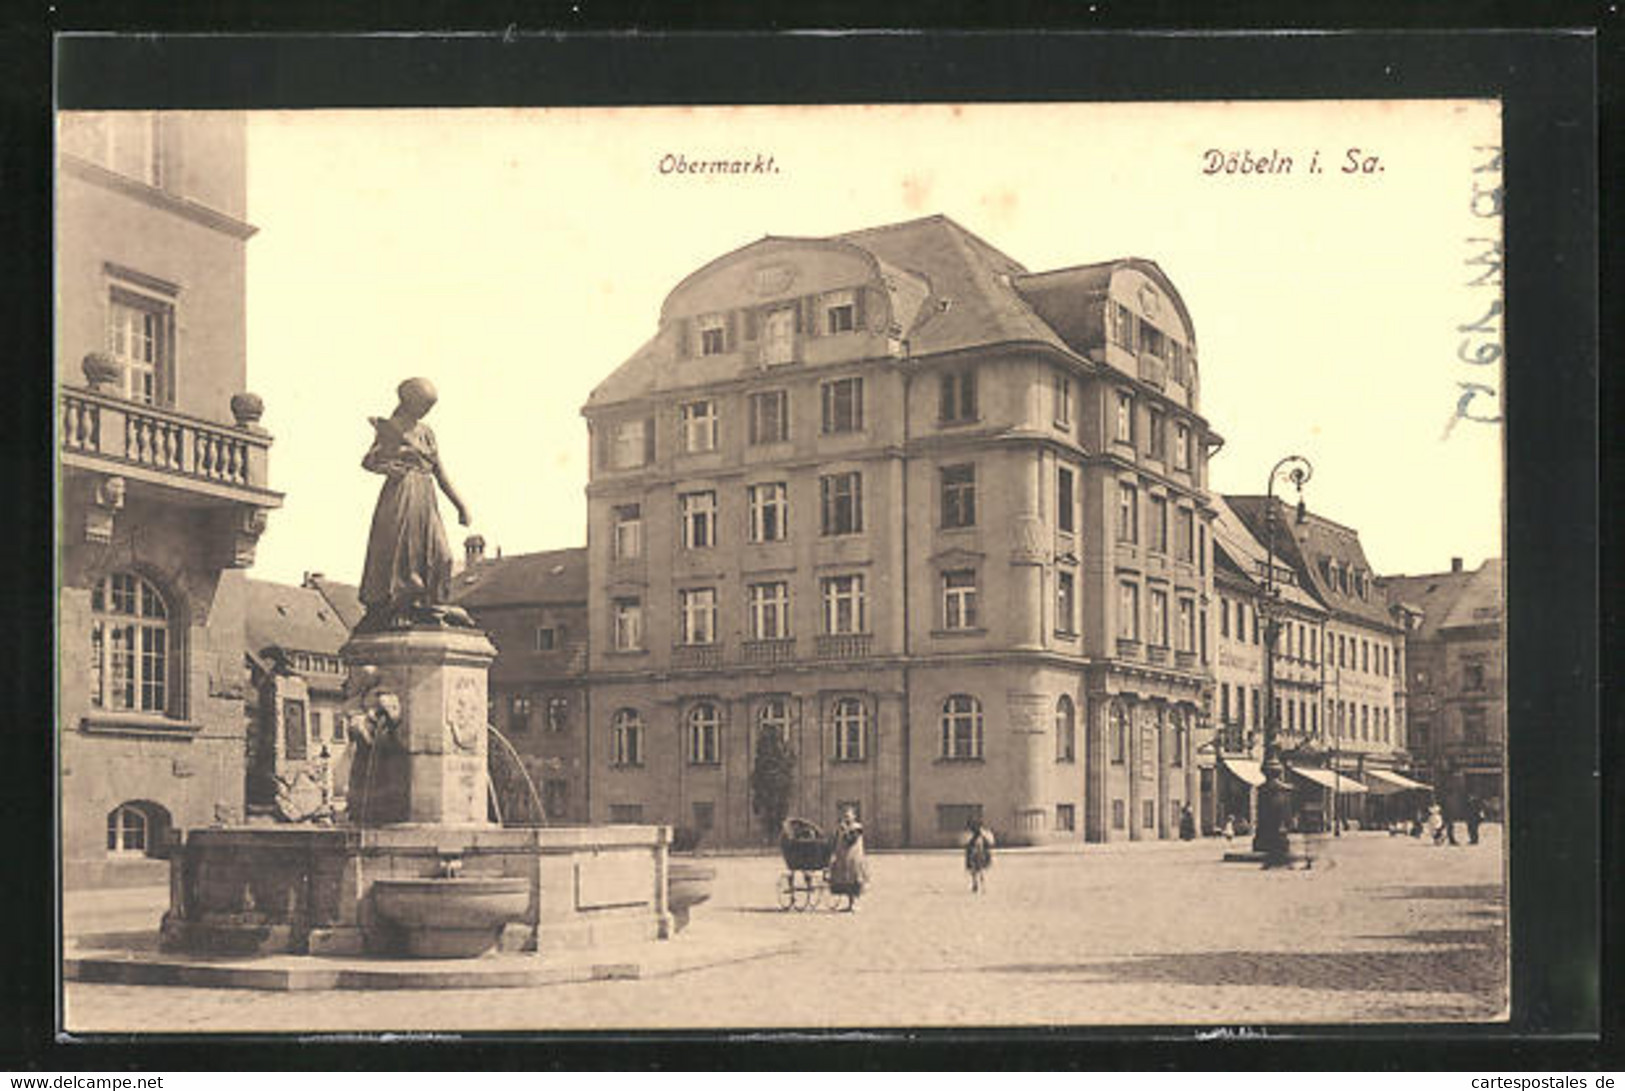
1110, 700, 1129, 764
1055, 695, 1076, 763
106, 804, 147, 855
832, 697, 868, 762
90, 571, 172, 714
687, 702, 721, 765
611, 708, 643, 767
940, 695, 983, 760
758, 697, 791, 744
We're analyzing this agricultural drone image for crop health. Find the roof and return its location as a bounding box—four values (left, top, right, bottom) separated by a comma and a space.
244, 579, 351, 660
586, 214, 1100, 409
1208, 496, 1324, 614
448, 547, 589, 609
1226, 495, 1397, 630
1383, 558, 1503, 641
302, 574, 364, 631
1012, 257, 1197, 357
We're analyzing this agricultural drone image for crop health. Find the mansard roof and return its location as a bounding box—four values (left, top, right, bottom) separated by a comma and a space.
1226, 495, 1398, 631
449, 546, 589, 609
245, 578, 351, 660
1209, 495, 1324, 615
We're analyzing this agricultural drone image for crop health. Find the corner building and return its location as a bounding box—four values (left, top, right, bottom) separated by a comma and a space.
582, 216, 1215, 847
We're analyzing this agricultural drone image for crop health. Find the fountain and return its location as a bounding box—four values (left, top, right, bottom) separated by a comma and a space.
157, 379, 675, 960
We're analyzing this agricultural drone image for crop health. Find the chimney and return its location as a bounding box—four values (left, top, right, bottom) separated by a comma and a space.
465, 535, 486, 568
1451, 557, 1463, 573
301, 571, 323, 589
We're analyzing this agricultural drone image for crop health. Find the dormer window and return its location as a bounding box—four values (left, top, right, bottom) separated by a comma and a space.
824, 291, 856, 335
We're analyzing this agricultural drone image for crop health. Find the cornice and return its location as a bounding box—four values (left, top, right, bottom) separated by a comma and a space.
61, 154, 258, 241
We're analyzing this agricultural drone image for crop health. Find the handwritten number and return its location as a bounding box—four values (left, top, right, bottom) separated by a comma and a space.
1457, 299, 1503, 335
1472, 145, 1503, 174
1456, 338, 1502, 367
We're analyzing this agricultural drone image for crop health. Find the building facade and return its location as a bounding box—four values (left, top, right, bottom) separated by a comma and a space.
57, 112, 279, 886
450, 541, 590, 825
1383, 558, 1505, 818
581, 215, 1214, 847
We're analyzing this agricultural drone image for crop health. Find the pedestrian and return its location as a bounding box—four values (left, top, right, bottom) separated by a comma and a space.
1426, 801, 1444, 845
1444, 797, 1460, 845
1466, 796, 1484, 845
1222, 815, 1236, 842
1179, 803, 1197, 841
1410, 807, 1425, 838
827, 807, 869, 912
964, 817, 996, 893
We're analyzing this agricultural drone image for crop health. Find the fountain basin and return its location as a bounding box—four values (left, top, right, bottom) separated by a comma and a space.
372, 876, 530, 958
667, 861, 715, 932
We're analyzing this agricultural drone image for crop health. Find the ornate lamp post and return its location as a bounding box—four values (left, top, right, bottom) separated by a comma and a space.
1253, 455, 1313, 867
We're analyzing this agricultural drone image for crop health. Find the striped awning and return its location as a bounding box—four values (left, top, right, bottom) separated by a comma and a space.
1365, 768, 1432, 793
1287, 764, 1368, 794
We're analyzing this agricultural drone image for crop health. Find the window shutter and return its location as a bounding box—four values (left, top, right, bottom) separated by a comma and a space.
854, 472, 864, 533
744, 307, 759, 341
642, 415, 656, 464
803, 295, 821, 337
725, 311, 738, 351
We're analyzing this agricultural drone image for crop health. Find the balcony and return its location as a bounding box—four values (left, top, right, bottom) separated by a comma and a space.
60, 386, 278, 507
1138, 352, 1167, 390
741, 638, 797, 666
1116, 637, 1142, 659
815, 633, 873, 660
1146, 645, 1169, 665
671, 644, 722, 670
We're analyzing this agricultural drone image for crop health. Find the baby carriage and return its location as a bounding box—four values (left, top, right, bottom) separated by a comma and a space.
776, 817, 832, 911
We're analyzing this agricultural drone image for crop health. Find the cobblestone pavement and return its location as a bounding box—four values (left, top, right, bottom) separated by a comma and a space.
63, 827, 1506, 1032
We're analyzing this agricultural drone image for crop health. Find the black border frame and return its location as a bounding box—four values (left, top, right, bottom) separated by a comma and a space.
4, 14, 1610, 1072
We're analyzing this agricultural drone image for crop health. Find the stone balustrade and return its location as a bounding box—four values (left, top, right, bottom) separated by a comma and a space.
60, 387, 272, 494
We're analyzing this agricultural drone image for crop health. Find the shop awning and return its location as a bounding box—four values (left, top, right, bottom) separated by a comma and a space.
1221, 756, 1266, 787
1287, 764, 1368, 794
1365, 768, 1432, 794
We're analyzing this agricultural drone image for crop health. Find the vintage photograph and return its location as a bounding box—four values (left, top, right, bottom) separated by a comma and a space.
57, 100, 1508, 1031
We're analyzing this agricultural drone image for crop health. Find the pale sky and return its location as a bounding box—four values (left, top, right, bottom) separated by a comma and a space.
244, 102, 1503, 589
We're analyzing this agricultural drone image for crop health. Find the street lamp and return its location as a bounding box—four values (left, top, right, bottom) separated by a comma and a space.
1253, 454, 1313, 867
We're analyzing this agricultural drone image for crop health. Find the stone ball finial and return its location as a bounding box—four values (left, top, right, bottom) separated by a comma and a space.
231, 392, 265, 429
82, 352, 123, 393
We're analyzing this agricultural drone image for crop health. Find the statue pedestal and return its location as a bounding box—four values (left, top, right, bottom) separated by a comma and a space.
342, 627, 498, 826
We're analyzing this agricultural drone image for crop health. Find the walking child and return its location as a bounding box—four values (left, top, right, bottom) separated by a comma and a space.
965, 817, 996, 893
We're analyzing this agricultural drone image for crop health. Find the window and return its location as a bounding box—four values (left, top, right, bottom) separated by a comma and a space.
1143, 800, 1157, 829
940, 695, 984, 760
1310, 629, 1319, 663
1056, 571, 1077, 636
691, 801, 716, 830
1338, 634, 1347, 667
1112, 799, 1126, 830
1176, 508, 1195, 562
832, 697, 867, 761
1110, 702, 1129, 763
609, 803, 644, 823
1150, 496, 1169, 553
607, 418, 653, 470
679, 588, 717, 645
1118, 582, 1140, 640
1149, 589, 1169, 647
1221, 683, 1231, 723
679, 490, 717, 549
509, 694, 533, 732
1236, 602, 1247, 644
1170, 712, 1185, 767
939, 369, 977, 423
1054, 371, 1073, 426
1118, 483, 1139, 543
1174, 422, 1191, 470
1382, 707, 1391, 742
1286, 701, 1295, 732
943, 569, 978, 631
107, 284, 175, 405
1114, 391, 1134, 443
699, 314, 727, 356
543, 780, 568, 820
820, 472, 864, 535
1252, 688, 1261, 727
1055, 804, 1076, 832
1147, 409, 1165, 460
748, 390, 789, 445
612, 598, 643, 651
1361, 639, 1370, 672
535, 626, 559, 652
687, 703, 721, 765
1058, 466, 1076, 534
748, 581, 790, 640
63, 112, 164, 185
1463, 661, 1486, 691
940, 464, 976, 529
1178, 598, 1195, 653
748, 482, 788, 543
679, 400, 718, 453
758, 697, 791, 743
544, 697, 569, 733
821, 574, 867, 634
612, 504, 642, 560
1055, 695, 1076, 762
821, 377, 863, 434
611, 709, 644, 766
90, 571, 170, 714
1199, 526, 1208, 576
762, 306, 796, 365
937, 803, 984, 834
106, 804, 148, 855
1220, 598, 1231, 638
1464, 707, 1488, 744
824, 291, 856, 334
